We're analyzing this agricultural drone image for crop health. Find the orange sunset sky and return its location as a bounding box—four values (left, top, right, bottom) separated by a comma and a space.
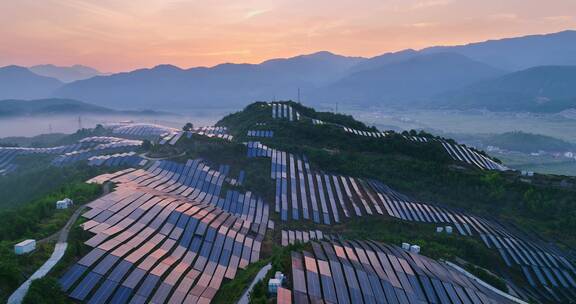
1, 0, 575, 72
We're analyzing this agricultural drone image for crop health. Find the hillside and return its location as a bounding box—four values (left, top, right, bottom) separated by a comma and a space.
0, 98, 171, 117
2, 101, 575, 303
439, 66, 576, 112
0, 66, 63, 100
315, 53, 505, 105
483, 131, 576, 153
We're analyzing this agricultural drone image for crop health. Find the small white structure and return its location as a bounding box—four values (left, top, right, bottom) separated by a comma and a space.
14, 239, 36, 255
268, 278, 282, 294
401, 242, 411, 250
409, 245, 421, 254
445, 226, 453, 234
275, 271, 286, 283
436, 227, 444, 233
521, 171, 534, 177
56, 198, 74, 209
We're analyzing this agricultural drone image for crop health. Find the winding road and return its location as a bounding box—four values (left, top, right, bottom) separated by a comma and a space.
7, 183, 111, 304
237, 263, 272, 304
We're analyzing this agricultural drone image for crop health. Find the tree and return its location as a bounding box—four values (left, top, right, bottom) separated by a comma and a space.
183, 122, 194, 131
141, 139, 153, 151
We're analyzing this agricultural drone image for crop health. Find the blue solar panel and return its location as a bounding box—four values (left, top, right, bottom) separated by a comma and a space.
59, 264, 88, 291
109, 286, 133, 304
108, 260, 133, 283
70, 271, 102, 300
87, 279, 118, 304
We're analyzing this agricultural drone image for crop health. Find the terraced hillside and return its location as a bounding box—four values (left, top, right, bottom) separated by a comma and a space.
4, 101, 575, 303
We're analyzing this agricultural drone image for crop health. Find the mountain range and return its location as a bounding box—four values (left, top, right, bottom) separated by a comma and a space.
28, 64, 104, 83
1, 30, 576, 112
0, 98, 169, 117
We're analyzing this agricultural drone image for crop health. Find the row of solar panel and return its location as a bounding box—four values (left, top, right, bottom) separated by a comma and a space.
52, 142, 142, 167
107, 123, 178, 138
401, 135, 507, 171
247, 130, 274, 137
281, 229, 328, 247
87, 153, 147, 167
184, 126, 234, 141
159, 131, 184, 145
246, 141, 273, 158
291, 240, 517, 304
343, 127, 388, 138
271, 103, 300, 121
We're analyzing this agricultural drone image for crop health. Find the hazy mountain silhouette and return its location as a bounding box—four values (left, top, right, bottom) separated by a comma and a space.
0, 98, 170, 117
29, 64, 103, 83
423, 30, 576, 71
18, 29, 576, 111
0, 66, 63, 100
438, 65, 576, 112
315, 53, 506, 105
55, 52, 364, 108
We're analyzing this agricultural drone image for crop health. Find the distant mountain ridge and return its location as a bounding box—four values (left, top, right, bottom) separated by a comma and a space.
0, 66, 63, 100
315, 52, 506, 105
2, 30, 576, 112
0, 98, 170, 117
439, 66, 576, 112
29, 64, 103, 83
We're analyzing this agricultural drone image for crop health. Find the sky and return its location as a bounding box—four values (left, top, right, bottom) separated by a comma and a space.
1, 0, 575, 72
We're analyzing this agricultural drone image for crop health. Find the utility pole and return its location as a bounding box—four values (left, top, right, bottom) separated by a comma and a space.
297, 88, 301, 104
78, 116, 83, 130
335, 102, 339, 113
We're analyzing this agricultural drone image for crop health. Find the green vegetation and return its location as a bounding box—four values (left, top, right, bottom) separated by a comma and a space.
213, 244, 305, 304
0, 124, 111, 148
0, 159, 104, 210
0, 183, 101, 302
23, 277, 69, 304
212, 260, 269, 304
465, 264, 508, 292
484, 131, 575, 153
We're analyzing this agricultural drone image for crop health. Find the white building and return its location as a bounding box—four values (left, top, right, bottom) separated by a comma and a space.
14, 239, 36, 255
410, 245, 421, 254
56, 198, 74, 209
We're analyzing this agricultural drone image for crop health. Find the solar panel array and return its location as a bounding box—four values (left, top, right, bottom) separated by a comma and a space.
439, 141, 507, 171
401, 136, 508, 171
60, 160, 270, 303
370, 179, 576, 302
247, 130, 274, 138
105, 123, 179, 139
245, 141, 576, 301
0, 143, 86, 174
343, 127, 389, 138
185, 126, 233, 141
52, 138, 143, 167
250, 144, 397, 224
281, 229, 329, 247
271, 103, 300, 121
291, 240, 517, 304
87, 152, 147, 167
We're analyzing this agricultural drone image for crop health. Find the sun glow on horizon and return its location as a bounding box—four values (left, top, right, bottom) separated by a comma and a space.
1, 0, 575, 72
